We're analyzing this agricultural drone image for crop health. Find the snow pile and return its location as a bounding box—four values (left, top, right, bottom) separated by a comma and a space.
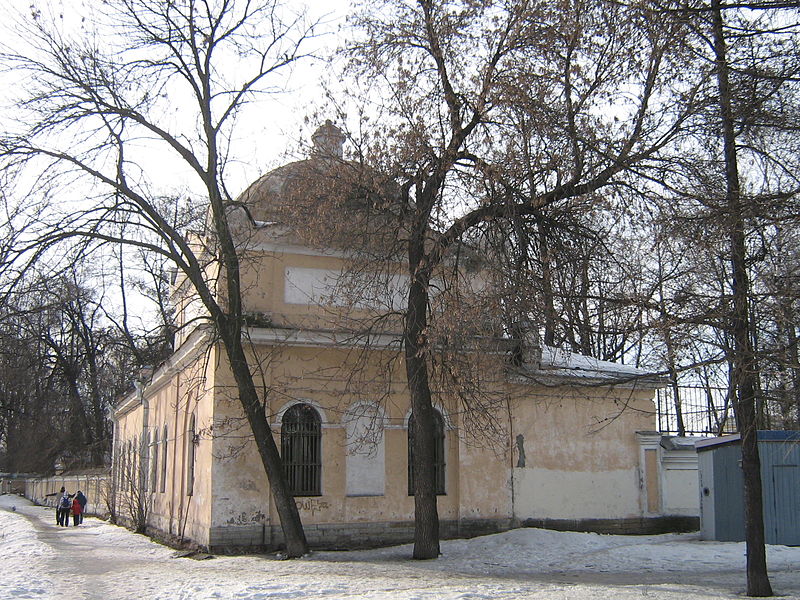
0, 495, 56, 598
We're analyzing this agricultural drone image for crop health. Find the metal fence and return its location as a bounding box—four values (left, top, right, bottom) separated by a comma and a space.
657, 386, 738, 436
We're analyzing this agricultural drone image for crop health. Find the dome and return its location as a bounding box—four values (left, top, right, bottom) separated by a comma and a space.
234, 121, 405, 253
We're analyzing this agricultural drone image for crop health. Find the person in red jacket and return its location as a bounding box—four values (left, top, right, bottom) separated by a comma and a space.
71, 496, 82, 526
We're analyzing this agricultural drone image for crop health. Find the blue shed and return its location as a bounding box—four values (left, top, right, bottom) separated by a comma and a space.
696, 431, 800, 545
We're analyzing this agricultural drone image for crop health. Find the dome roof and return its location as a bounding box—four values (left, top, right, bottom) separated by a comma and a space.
238, 120, 350, 223
234, 121, 406, 252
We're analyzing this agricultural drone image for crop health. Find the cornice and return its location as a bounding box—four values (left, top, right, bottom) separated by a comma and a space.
244, 326, 403, 350
113, 326, 212, 419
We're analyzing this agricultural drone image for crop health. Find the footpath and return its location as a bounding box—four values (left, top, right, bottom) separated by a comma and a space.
0, 494, 174, 599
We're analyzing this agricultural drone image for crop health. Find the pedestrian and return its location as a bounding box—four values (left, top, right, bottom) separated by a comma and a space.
74, 490, 87, 525
71, 496, 82, 526
49, 486, 66, 525
58, 491, 72, 527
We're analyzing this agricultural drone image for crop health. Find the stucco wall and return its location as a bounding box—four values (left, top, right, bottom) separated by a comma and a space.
113, 227, 672, 550
24, 472, 109, 517
510, 386, 655, 521
113, 342, 216, 546
204, 341, 513, 549
239, 247, 407, 332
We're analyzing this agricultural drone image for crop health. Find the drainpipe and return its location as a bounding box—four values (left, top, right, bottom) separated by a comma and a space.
107, 406, 118, 523
135, 377, 150, 530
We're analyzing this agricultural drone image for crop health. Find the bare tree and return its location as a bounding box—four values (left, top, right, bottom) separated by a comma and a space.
339, 0, 697, 558
0, 0, 319, 557
0, 270, 142, 472
641, 0, 800, 593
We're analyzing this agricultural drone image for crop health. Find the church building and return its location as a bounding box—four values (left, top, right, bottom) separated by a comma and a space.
112, 122, 668, 551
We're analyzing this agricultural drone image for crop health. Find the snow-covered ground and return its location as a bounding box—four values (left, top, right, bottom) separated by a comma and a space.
2, 493, 799, 599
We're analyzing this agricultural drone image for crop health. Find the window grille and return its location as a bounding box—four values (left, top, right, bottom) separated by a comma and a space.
408, 410, 446, 495
281, 403, 322, 496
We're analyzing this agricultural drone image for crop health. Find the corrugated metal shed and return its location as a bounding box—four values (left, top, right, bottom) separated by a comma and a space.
696, 431, 800, 545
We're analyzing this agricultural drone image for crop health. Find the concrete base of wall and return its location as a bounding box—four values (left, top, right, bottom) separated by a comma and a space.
520, 515, 700, 535
204, 517, 514, 553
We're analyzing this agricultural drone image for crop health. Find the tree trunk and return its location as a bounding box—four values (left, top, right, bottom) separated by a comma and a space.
658, 252, 686, 436
711, 1, 772, 594
404, 237, 440, 560
786, 304, 800, 428
539, 226, 557, 347
221, 325, 309, 558
203, 104, 308, 557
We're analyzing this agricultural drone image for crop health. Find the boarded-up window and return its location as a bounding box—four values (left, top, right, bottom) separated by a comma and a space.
127, 441, 135, 493
142, 432, 150, 492
344, 403, 385, 496
281, 403, 322, 496
117, 443, 125, 491
150, 428, 159, 494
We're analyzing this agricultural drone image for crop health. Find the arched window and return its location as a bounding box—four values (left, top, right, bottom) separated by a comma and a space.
150, 428, 159, 494
408, 410, 446, 496
141, 432, 149, 492
160, 424, 168, 493
186, 414, 196, 496
117, 443, 125, 491
281, 403, 322, 496
127, 441, 135, 493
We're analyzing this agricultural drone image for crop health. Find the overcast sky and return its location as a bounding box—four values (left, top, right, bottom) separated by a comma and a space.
0, 0, 353, 195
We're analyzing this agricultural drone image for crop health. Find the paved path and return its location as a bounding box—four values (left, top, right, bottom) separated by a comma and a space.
6, 501, 171, 599
3, 496, 800, 600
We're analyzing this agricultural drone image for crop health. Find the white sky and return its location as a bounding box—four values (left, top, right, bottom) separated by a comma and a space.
0, 0, 353, 326
0, 0, 353, 193
4, 493, 800, 599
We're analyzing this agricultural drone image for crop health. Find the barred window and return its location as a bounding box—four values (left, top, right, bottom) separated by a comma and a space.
408, 410, 446, 496
281, 403, 322, 496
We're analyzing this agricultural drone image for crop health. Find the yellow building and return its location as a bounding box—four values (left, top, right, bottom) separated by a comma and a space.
113, 123, 670, 551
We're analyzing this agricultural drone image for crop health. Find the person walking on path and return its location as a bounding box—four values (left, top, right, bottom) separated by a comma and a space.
74, 490, 87, 525
57, 491, 72, 527
46, 486, 66, 525
71, 496, 82, 526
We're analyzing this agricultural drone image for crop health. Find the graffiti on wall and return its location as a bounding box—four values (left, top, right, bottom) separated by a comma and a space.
226, 510, 267, 525
295, 498, 330, 516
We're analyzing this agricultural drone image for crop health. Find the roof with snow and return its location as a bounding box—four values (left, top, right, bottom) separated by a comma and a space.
517, 345, 666, 388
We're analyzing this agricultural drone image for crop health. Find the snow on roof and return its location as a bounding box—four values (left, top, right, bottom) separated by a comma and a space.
523, 345, 666, 388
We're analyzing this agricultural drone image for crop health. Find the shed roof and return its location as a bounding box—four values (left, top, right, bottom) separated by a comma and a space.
695, 430, 800, 452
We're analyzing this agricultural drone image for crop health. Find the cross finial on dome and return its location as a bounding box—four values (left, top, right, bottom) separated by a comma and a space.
311, 119, 345, 159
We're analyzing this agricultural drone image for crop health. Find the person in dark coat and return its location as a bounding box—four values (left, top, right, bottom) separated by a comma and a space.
57, 491, 72, 527
48, 486, 66, 526
74, 490, 87, 524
